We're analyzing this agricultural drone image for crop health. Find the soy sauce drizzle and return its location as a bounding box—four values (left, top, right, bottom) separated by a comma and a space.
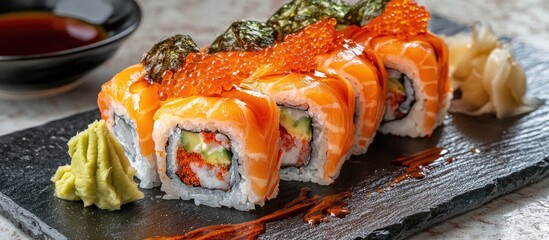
147, 188, 351, 240
390, 147, 451, 185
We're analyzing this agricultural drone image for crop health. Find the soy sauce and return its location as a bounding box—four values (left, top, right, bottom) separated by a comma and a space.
0, 12, 106, 56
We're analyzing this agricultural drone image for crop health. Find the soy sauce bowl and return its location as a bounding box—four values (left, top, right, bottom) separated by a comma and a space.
0, 0, 141, 99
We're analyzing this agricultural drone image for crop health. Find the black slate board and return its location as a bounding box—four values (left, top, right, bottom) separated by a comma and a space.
1, 15, 549, 240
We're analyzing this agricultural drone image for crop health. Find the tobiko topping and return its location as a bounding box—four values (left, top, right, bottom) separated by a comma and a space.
365, 0, 429, 38
160, 18, 342, 99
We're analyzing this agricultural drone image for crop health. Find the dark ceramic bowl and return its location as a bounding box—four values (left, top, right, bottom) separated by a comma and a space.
0, 0, 141, 99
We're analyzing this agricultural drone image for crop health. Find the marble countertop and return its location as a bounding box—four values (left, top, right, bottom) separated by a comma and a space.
1, 0, 547, 239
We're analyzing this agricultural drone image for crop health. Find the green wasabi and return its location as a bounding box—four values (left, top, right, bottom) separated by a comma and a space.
51, 120, 143, 210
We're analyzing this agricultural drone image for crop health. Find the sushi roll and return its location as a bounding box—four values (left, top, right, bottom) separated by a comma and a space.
316, 44, 387, 155
153, 88, 281, 210
371, 35, 449, 137
243, 72, 355, 185
343, 0, 450, 137
97, 64, 162, 189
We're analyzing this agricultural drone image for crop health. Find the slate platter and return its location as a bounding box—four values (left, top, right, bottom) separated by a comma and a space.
1, 15, 549, 240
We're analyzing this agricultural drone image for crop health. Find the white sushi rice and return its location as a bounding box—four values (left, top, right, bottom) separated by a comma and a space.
437, 91, 453, 126
378, 55, 448, 137
102, 99, 161, 189
153, 116, 277, 211
190, 162, 231, 190
339, 70, 378, 155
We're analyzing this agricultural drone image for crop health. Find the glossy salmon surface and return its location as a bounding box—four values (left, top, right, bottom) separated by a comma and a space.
97, 64, 161, 157
316, 43, 387, 155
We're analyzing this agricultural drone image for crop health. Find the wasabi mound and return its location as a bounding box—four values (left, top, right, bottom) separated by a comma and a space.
51, 120, 144, 210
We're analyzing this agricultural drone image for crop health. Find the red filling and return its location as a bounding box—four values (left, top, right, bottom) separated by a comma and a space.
176, 147, 229, 187
279, 126, 311, 167
280, 126, 295, 150
386, 92, 406, 119
202, 132, 221, 145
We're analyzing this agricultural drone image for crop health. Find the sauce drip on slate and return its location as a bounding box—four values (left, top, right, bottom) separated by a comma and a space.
146, 188, 351, 240
390, 147, 450, 184
0, 12, 106, 56
470, 147, 481, 153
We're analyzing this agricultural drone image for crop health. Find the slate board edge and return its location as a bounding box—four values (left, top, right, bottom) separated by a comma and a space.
0, 192, 65, 240
364, 159, 549, 240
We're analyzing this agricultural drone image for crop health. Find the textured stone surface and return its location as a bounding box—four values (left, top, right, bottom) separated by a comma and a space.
1, 0, 549, 239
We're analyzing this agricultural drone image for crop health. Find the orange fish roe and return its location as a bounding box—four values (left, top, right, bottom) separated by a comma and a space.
365, 0, 430, 38
201, 132, 218, 144
264, 18, 342, 74
176, 147, 230, 185
176, 147, 201, 187
160, 18, 343, 99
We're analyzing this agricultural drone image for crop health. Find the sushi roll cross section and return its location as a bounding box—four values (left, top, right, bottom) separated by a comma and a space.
153, 89, 282, 210
174, 131, 233, 190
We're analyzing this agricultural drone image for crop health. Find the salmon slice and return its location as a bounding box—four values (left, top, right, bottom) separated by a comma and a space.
97, 64, 161, 157
316, 43, 387, 155
418, 32, 451, 123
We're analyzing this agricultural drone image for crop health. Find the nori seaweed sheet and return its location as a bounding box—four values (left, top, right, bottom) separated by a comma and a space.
146, 0, 390, 74
208, 20, 276, 53
209, 0, 390, 52
344, 0, 389, 26
267, 0, 350, 40
141, 34, 200, 83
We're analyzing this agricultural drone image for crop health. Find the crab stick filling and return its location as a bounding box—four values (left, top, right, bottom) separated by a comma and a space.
278, 106, 313, 168
176, 131, 233, 191
384, 69, 416, 121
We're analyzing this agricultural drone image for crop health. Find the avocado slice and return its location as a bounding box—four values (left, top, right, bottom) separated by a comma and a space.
293, 116, 312, 138
180, 131, 201, 152
201, 148, 232, 165
279, 107, 313, 140
387, 75, 405, 96
180, 130, 232, 166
